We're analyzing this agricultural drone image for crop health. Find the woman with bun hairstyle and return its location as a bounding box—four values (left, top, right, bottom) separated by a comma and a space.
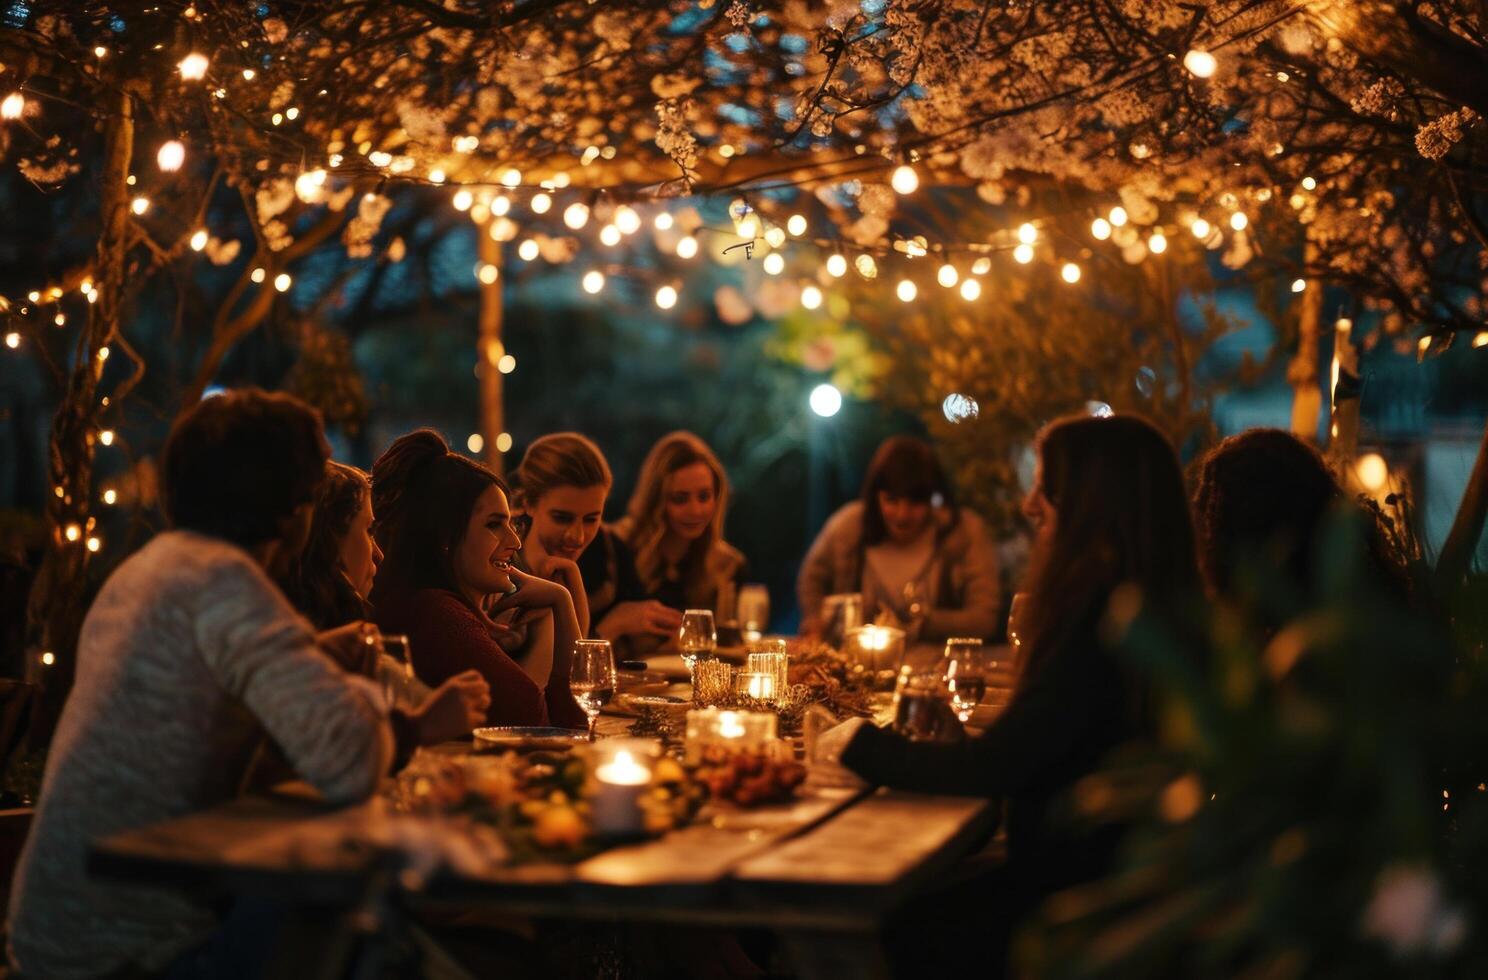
369, 430, 586, 729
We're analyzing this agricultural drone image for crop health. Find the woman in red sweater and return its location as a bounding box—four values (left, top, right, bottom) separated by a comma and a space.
369, 429, 586, 729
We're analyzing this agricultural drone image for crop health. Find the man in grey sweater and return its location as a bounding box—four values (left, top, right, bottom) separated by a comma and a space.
7, 389, 392, 979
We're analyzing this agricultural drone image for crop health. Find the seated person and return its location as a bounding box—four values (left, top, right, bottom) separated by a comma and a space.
8, 389, 392, 979
611, 432, 746, 652
798, 435, 1000, 642
369, 430, 586, 729
513, 432, 680, 648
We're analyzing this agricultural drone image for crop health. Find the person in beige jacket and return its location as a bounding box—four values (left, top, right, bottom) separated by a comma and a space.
798, 436, 1001, 643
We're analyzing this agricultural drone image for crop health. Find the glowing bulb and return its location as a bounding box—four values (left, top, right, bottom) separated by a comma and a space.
599, 224, 621, 247
971, 258, 992, 276
189, 229, 208, 251
294, 169, 327, 202
99, 429, 115, 446
654, 212, 673, 230
530, 192, 552, 214
563, 202, 590, 229
1475, 332, 1488, 349
1149, 232, 1167, 254
582, 270, 605, 294
854, 254, 878, 279
452, 189, 473, 211
0, 92, 22, 119
1230, 211, 1248, 231
614, 206, 641, 235
97, 346, 109, 360
890, 164, 919, 194
896, 279, 917, 302
1091, 218, 1112, 240
251, 267, 266, 283
1291, 278, 1306, 293
273, 273, 292, 292
4, 332, 19, 349
1183, 49, 1217, 78
1109, 206, 1128, 227
498, 354, 516, 374
285, 107, 299, 121
64, 524, 80, 542
737, 216, 759, 240
467, 433, 484, 454
1355, 453, 1388, 493
764, 227, 786, 248
1013, 243, 1034, 264
500, 168, 522, 187
655, 285, 678, 309
809, 384, 842, 418
826, 254, 847, 278
937, 264, 959, 288
1302, 176, 1317, 191
157, 140, 186, 172
787, 214, 807, 236
40, 651, 54, 666
959, 278, 981, 301
95, 46, 107, 58
491, 195, 511, 217
801, 285, 823, 309
676, 235, 699, 259
87, 536, 101, 553
477, 264, 499, 285
517, 239, 539, 261
1017, 222, 1038, 244
1191, 218, 1211, 238
130, 197, 150, 215
103, 488, 117, 505
242, 69, 255, 80
495, 432, 514, 453
763, 253, 785, 276
178, 53, 210, 80
1061, 262, 1082, 283
427, 168, 445, 185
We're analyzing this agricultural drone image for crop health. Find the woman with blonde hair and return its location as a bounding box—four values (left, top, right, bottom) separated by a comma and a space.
513, 432, 680, 645
612, 431, 746, 619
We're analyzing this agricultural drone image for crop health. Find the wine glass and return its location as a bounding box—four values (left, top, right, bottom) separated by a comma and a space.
379, 633, 412, 709
678, 609, 717, 679
1007, 592, 1031, 652
941, 638, 989, 724
891, 667, 955, 742
570, 639, 617, 740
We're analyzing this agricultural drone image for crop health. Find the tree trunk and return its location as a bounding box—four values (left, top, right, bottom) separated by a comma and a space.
477, 226, 504, 474
1288, 239, 1324, 442
1437, 416, 1488, 590
25, 89, 134, 721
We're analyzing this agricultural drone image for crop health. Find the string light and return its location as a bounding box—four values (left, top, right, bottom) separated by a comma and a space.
801, 285, 823, 309
55, 313, 66, 327
500, 168, 521, 187
1302, 176, 1317, 191
94, 46, 107, 58
826, 254, 847, 277
854, 254, 878, 279
959, 278, 982, 301
477, 263, 499, 285
491, 195, 511, 217
896, 279, 917, 302
971, 258, 992, 275
654, 212, 674, 230
764, 226, 787, 248
809, 384, 843, 418
102, 489, 117, 505
99, 429, 115, 446
1061, 262, 1082, 283
251, 267, 266, 283
40, 652, 54, 667
786, 214, 807, 236
467, 433, 485, 454
428, 168, 446, 184
1013, 243, 1034, 264
1474, 332, 1488, 349
87, 537, 101, 553
294, 169, 327, 202
1149, 232, 1168, 254
599, 224, 622, 246
495, 433, 514, 453
581, 270, 605, 294
452, 189, 473, 211
285, 107, 299, 121
676, 235, 699, 259
1183, 49, 1218, 78
498, 354, 516, 373
1191, 218, 1211, 238
1109, 206, 1128, 227
517, 239, 539, 261
0, 92, 23, 120
64, 524, 80, 542
130, 197, 150, 215
178, 53, 210, 81
1291, 278, 1306, 293
890, 164, 919, 195
189, 229, 208, 251
614, 206, 641, 235
1091, 218, 1112, 240
656, 285, 678, 309
97, 346, 109, 361
4, 332, 18, 349
737, 216, 760, 240
563, 202, 590, 229
242, 68, 255, 80
1230, 211, 1248, 231
763, 253, 785, 276
530, 193, 552, 214
273, 273, 292, 292
157, 140, 186, 172
937, 264, 959, 288
1017, 222, 1038, 245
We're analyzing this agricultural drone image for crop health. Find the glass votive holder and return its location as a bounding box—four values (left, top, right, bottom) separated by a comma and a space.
684, 707, 777, 764
692, 659, 735, 706
745, 642, 788, 698
734, 670, 777, 702
843, 625, 906, 690
587, 738, 660, 839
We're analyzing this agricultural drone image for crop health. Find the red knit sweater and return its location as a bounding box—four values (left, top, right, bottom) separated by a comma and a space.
373, 585, 585, 729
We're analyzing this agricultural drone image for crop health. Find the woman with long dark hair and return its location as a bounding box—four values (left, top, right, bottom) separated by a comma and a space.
369, 430, 586, 729
841, 414, 1198, 903
798, 435, 1000, 641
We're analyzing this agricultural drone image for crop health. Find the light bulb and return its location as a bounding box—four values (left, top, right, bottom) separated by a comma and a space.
294, 169, 327, 202
1291, 278, 1306, 293
890, 164, 919, 195
854, 254, 878, 279
251, 267, 266, 283
676, 235, 699, 259
498, 354, 516, 374
99, 429, 115, 446
452, 189, 473, 211
1302, 176, 1317, 191
1183, 49, 1217, 78
582, 270, 605, 294
614, 206, 641, 234
1061, 262, 1082, 283
130, 197, 150, 215
178, 53, 209, 80
563, 202, 590, 229
655, 285, 678, 309
530, 192, 552, 214
599, 224, 621, 247
500, 168, 521, 187
737, 216, 759, 240
103, 489, 117, 505
477, 264, 498, 285
960, 278, 982, 301
896, 279, 917, 302
1149, 232, 1167, 254
495, 432, 513, 453
1230, 211, 1248, 231
654, 212, 673, 230
787, 214, 807, 236
517, 239, 539, 261
467, 433, 485, 454
971, 257, 992, 275
1017, 222, 1038, 244
1109, 206, 1128, 227
189, 229, 208, 251
3, 332, 18, 349
801, 285, 823, 309
1013, 243, 1034, 264
764, 226, 786, 248
1191, 218, 1211, 238
1091, 218, 1112, 240
157, 140, 186, 172
809, 384, 842, 418
0, 92, 23, 120
937, 264, 959, 288
763, 253, 785, 276
826, 254, 847, 278
274, 273, 292, 292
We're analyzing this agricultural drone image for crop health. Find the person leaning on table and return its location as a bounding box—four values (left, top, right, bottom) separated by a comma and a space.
7, 389, 394, 980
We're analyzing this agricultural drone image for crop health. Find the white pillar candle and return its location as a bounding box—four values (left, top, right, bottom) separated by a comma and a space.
592, 749, 651, 837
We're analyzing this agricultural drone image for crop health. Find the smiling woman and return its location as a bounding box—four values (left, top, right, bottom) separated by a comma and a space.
368, 429, 586, 729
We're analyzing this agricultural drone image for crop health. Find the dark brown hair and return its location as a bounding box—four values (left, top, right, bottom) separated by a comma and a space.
1020, 414, 1198, 679
860, 436, 956, 546
371, 429, 508, 599
162, 388, 329, 548
283, 461, 370, 630
513, 432, 612, 510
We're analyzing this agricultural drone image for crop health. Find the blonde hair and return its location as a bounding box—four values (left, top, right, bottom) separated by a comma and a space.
622, 431, 732, 600
513, 432, 612, 510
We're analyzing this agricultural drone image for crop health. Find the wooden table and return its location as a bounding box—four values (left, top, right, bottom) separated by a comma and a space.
89, 731, 997, 978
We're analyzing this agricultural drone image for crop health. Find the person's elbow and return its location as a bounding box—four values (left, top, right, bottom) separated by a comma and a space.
316, 716, 393, 804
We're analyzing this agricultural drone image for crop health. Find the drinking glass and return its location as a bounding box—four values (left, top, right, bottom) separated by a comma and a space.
379, 633, 413, 709
1007, 592, 1031, 652
678, 609, 717, 679
570, 639, 617, 740
892, 667, 956, 742
737, 584, 770, 637
941, 638, 989, 723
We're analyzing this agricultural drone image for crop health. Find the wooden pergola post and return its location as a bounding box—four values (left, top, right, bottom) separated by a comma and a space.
477, 223, 504, 474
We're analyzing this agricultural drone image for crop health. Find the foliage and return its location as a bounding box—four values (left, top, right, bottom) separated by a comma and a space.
1023, 515, 1488, 978
282, 321, 367, 435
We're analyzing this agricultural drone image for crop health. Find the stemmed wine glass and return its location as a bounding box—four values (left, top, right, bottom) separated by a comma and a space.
678, 609, 717, 680
570, 639, 617, 741
941, 637, 989, 724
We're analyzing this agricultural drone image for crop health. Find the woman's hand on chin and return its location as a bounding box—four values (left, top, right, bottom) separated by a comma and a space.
489, 567, 572, 613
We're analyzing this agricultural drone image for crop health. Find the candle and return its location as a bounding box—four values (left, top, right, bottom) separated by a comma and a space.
591, 746, 654, 838
735, 670, 776, 702
745, 643, 788, 698
844, 625, 905, 685
685, 707, 777, 763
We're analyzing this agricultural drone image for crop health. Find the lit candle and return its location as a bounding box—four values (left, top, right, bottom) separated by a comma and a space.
735, 671, 776, 702
686, 707, 777, 763
592, 748, 652, 838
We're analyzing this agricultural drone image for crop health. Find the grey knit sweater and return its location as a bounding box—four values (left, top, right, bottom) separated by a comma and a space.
7, 531, 389, 979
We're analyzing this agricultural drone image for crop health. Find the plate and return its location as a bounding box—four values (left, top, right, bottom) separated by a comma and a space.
614, 693, 691, 718
472, 726, 590, 751
618, 670, 671, 696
